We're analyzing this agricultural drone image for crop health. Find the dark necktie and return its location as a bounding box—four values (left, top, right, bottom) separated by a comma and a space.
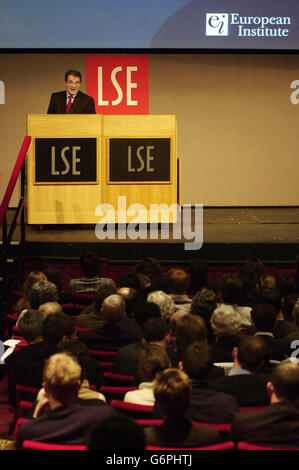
67, 95, 73, 114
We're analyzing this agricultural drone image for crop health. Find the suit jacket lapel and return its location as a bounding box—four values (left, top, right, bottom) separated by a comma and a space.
58, 91, 67, 114
69, 91, 83, 114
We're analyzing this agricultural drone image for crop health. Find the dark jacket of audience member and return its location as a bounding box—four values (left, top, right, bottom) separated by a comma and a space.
230, 362, 299, 448
208, 336, 271, 407
153, 342, 239, 424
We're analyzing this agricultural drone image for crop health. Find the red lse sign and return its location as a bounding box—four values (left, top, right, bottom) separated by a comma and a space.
86, 55, 149, 115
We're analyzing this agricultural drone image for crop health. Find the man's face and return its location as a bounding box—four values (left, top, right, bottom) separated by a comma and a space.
65, 74, 81, 95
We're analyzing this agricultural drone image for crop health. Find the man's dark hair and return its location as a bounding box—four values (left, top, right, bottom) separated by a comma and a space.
237, 336, 269, 372
134, 301, 161, 327
28, 280, 58, 309
238, 269, 259, 298
181, 341, 213, 380
17, 309, 46, 343
88, 415, 145, 450
189, 259, 209, 295
42, 312, 76, 347
43, 266, 63, 293
119, 273, 142, 290
258, 288, 281, 314
220, 274, 243, 304
175, 314, 207, 355
242, 257, 264, 277
251, 304, 277, 332
65, 69, 82, 81
277, 276, 298, 298
270, 362, 299, 404
135, 257, 165, 288
79, 251, 100, 278
142, 318, 168, 343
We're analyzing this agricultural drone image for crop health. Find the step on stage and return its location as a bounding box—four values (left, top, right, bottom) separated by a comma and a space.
19, 207, 299, 264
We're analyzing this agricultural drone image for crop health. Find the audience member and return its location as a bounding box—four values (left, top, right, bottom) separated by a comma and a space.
218, 274, 252, 329
35, 341, 105, 410
242, 257, 264, 279
169, 314, 207, 367
277, 275, 298, 298
38, 302, 63, 316
117, 286, 144, 318
133, 301, 161, 328
11, 312, 77, 396
118, 273, 143, 291
250, 304, 281, 360
147, 290, 176, 324
145, 368, 222, 448
153, 342, 239, 424
88, 414, 146, 450
259, 273, 277, 291
210, 305, 242, 363
274, 292, 299, 339
188, 259, 210, 296
67, 251, 113, 293
123, 344, 170, 406
7, 309, 47, 397
14, 271, 47, 315
111, 318, 170, 379
237, 269, 259, 308
78, 294, 141, 350
230, 362, 299, 448
76, 279, 116, 326
16, 353, 115, 449
166, 267, 192, 312
258, 287, 281, 314
208, 336, 271, 406
191, 287, 218, 342
135, 257, 166, 293
28, 280, 59, 310
15, 309, 46, 344
43, 265, 70, 304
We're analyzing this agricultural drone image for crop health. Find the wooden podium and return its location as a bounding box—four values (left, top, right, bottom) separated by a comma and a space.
27, 114, 179, 224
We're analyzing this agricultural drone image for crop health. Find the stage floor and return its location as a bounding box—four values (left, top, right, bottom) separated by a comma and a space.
23, 207, 299, 244
2, 207, 299, 263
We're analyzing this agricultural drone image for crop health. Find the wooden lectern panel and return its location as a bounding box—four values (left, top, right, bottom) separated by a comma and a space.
27, 115, 102, 224
101, 115, 177, 223
27, 114, 178, 224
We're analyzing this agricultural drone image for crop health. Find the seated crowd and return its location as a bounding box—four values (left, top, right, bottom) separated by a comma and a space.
1, 253, 299, 450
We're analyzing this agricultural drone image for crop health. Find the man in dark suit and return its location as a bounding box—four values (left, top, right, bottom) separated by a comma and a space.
111, 317, 170, 379
16, 352, 115, 449
145, 368, 222, 448
153, 341, 239, 424
208, 335, 271, 406
47, 69, 95, 114
78, 294, 141, 350
230, 361, 299, 448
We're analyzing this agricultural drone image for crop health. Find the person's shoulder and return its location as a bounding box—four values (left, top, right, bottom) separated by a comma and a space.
51, 90, 66, 98
78, 90, 94, 101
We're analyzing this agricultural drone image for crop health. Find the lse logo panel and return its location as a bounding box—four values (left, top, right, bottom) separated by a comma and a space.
86, 55, 149, 115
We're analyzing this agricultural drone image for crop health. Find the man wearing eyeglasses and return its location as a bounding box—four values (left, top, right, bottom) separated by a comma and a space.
47, 69, 96, 114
